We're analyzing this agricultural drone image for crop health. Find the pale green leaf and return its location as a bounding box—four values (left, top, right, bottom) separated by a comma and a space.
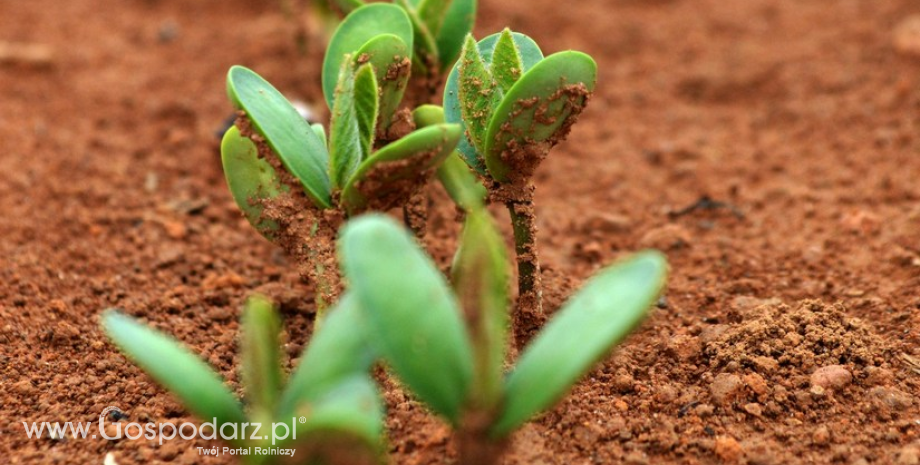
492, 251, 667, 437
340, 214, 474, 423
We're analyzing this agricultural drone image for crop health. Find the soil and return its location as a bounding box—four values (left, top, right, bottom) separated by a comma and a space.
2, 0, 920, 464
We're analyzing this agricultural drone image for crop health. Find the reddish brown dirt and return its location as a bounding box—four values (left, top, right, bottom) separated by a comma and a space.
2, 0, 920, 464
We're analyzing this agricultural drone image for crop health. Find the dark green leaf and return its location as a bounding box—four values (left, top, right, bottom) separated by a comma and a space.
227, 66, 332, 208
240, 294, 283, 422
492, 251, 668, 437
341, 123, 460, 215
457, 35, 500, 157
278, 293, 377, 417
340, 215, 474, 423
483, 51, 597, 183
101, 311, 247, 442
354, 63, 378, 161
394, 0, 439, 73
452, 209, 509, 411
434, 0, 476, 71
219, 126, 287, 239
329, 60, 363, 190
443, 32, 543, 175
354, 34, 410, 130
323, 4, 413, 111
417, 0, 450, 38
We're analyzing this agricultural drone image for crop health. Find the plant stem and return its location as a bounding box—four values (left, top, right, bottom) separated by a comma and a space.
456, 414, 506, 465
505, 189, 542, 318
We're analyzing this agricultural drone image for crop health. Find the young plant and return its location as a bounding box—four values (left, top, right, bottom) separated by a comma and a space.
320, 0, 476, 81
101, 294, 383, 465
443, 29, 598, 319
222, 4, 461, 312
338, 213, 667, 465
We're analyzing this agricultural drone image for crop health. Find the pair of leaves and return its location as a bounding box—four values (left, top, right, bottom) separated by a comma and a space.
322, 3, 413, 130
224, 66, 460, 223
339, 214, 667, 437
444, 30, 598, 182
396, 0, 476, 74
101, 294, 383, 456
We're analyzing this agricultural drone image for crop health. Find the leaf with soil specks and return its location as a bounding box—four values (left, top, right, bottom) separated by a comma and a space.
340, 215, 474, 424
341, 123, 460, 215
483, 51, 597, 183
451, 209, 509, 411
227, 66, 331, 208
492, 251, 667, 437
443, 31, 543, 175
457, 35, 499, 158
323, 4, 413, 111
219, 126, 287, 239
100, 311, 247, 442
354, 34, 409, 130
330, 60, 365, 189
490, 29, 523, 92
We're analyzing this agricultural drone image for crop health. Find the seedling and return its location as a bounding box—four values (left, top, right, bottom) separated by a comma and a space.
101, 294, 383, 465
222, 4, 461, 312
321, 0, 476, 82
443, 29, 598, 318
338, 213, 667, 464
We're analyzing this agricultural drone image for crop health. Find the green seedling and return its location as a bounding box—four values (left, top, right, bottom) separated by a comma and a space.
319, 0, 476, 81
222, 5, 462, 312
443, 29, 598, 318
338, 213, 667, 465
412, 104, 487, 213
101, 294, 383, 465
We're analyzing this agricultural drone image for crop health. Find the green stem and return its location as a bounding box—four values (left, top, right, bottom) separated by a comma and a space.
506, 193, 542, 317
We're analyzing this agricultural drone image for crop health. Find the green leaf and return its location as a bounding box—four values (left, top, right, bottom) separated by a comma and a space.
443, 32, 543, 175
354, 34, 410, 130
100, 311, 247, 441
412, 105, 486, 211
437, 153, 487, 212
227, 66, 332, 208
340, 214, 474, 423
220, 126, 287, 239
483, 51, 597, 183
394, 0, 439, 73
435, 0, 476, 71
341, 123, 460, 215
278, 293, 377, 417
284, 375, 384, 463
323, 3, 413, 111
417, 0, 450, 38
456, 35, 499, 157
329, 60, 363, 190
354, 64, 379, 160
311, 123, 327, 147
240, 294, 283, 422
490, 29, 523, 92
451, 209, 509, 411
492, 251, 668, 437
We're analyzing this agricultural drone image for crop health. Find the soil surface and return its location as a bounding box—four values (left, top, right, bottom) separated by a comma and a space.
3, 0, 920, 463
